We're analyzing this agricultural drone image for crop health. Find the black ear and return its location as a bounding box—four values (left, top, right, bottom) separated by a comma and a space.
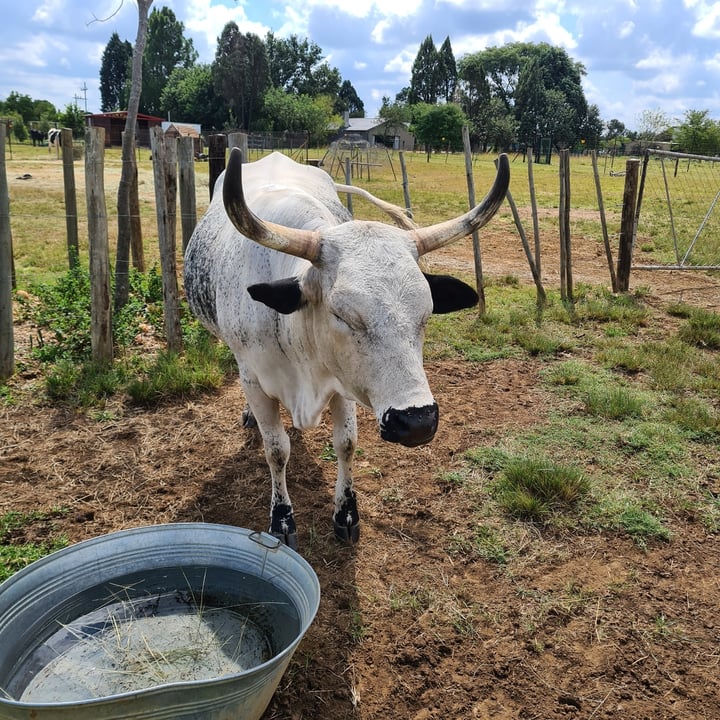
423, 272, 479, 314
247, 277, 304, 314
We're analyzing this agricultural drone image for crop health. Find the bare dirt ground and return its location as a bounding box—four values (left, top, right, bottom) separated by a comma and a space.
2, 205, 720, 719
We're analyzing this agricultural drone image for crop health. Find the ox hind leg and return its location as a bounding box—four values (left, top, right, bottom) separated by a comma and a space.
241, 382, 297, 549
330, 394, 360, 544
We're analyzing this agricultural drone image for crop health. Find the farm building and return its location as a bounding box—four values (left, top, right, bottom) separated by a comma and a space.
336, 116, 415, 151
162, 122, 203, 156
85, 111, 164, 148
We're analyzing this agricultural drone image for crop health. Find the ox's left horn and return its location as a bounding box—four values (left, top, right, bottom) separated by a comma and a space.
223, 148, 322, 262
411, 153, 510, 256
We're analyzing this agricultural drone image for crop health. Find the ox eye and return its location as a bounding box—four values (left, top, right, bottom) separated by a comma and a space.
332, 313, 352, 330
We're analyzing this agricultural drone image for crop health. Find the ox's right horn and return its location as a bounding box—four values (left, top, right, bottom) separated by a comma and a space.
223, 148, 322, 262
411, 153, 510, 256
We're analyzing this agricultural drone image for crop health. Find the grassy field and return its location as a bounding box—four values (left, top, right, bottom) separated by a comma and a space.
5, 142, 633, 288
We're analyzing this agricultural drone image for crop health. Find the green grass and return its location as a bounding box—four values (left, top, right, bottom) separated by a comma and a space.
0, 510, 69, 583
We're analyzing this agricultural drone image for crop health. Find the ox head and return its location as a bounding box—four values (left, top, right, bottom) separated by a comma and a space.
222, 149, 509, 447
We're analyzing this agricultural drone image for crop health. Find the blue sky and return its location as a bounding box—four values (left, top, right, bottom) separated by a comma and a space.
1, 0, 720, 131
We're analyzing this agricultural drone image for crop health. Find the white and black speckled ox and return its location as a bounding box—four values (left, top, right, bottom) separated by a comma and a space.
184, 150, 509, 549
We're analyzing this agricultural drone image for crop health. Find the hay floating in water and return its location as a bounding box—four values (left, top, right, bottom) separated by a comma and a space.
21, 590, 273, 702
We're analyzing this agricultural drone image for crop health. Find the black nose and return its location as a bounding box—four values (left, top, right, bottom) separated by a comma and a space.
380, 403, 439, 447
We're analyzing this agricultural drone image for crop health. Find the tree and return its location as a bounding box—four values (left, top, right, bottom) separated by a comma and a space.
212, 25, 269, 129
605, 118, 626, 140
378, 96, 412, 145
100, 32, 132, 111
335, 80, 364, 117
2, 92, 35, 124
635, 108, 672, 140
459, 42, 589, 150
140, 6, 197, 117
437, 36, 458, 103
412, 102, 466, 160
262, 87, 335, 144
674, 109, 720, 155
409, 35, 440, 105
579, 104, 604, 151
265, 33, 340, 97
115, 0, 153, 310
58, 103, 86, 138
515, 55, 546, 149
161, 64, 225, 128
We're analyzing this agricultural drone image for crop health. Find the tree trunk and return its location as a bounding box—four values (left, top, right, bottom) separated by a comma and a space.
115, 0, 153, 310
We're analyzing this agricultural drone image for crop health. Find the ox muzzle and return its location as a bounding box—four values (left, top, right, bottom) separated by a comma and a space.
380, 403, 439, 447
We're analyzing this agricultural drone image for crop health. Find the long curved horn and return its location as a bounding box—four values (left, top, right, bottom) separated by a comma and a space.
334, 183, 418, 230
223, 148, 321, 262
412, 153, 510, 256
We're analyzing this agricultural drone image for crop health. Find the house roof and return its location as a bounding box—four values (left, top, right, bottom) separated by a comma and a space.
344, 117, 386, 132
162, 121, 201, 137
86, 111, 165, 122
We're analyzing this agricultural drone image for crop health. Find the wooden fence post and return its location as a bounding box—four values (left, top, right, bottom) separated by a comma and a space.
150, 127, 182, 352
559, 149, 573, 304
616, 158, 640, 292
462, 125, 485, 315
0, 121, 14, 380
208, 134, 227, 200
228, 132, 248, 160
398, 151, 412, 216
591, 150, 618, 292
84, 127, 113, 364
60, 128, 79, 269
177, 135, 197, 254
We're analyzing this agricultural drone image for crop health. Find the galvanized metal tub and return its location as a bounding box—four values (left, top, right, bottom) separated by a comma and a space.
0, 523, 320, 720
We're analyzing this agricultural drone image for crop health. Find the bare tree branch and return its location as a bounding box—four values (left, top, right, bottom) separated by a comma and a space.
87, 0, 125, 26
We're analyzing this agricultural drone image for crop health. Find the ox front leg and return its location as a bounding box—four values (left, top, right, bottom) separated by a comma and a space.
242, 384, 298, 549
330, 394, 360, 544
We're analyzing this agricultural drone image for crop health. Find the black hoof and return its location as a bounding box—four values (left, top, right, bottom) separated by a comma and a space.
270, 504, 297, 550
271, 530, 299, 551
334, 520, 360, 544
333, 490, 360, 544
241, 405, 257, 428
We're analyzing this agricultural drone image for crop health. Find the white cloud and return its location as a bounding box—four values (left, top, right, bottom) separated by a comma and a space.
618, 20, 634, 38
691, 1, 720, 37
183, 0, 268, 57
384, 49, 415, 75
32, 0, 66, 25
371, 19, 391, 44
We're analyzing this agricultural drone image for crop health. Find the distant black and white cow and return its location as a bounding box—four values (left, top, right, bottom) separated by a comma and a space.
184, 150, 509, 548
47, 128, 61, 152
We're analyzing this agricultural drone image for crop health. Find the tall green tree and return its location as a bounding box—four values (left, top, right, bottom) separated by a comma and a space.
459, 42, 589, 150
580, 103, 604, 150
437, 36, 457, 103
515, 55, 546, 148
335, 80, 364, 117
99, 32, 133, 111
161, 64, 226, 128
2, 92, 35, 124
262, 87, 334, 144
674, 109, 720, 154
412, 102, 466, 160
265, 33, 340, 97
409, 35, 440, 104
212, 25, 268, 129
140, 6, 197, 116
58, 103, 86, 138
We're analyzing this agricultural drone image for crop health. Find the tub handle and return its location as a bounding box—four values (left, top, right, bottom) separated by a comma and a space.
249, 531, 282, 551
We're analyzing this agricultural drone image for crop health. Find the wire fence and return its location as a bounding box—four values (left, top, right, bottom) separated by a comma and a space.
635, 149, 720, 270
